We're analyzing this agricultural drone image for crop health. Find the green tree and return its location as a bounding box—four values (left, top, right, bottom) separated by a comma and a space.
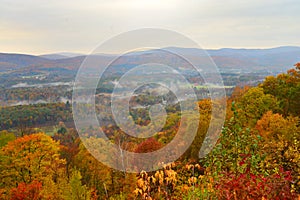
236, 87, 279, 127
63, 170, 92, 200
260, 63, 300, 116
0, 130, 15, 148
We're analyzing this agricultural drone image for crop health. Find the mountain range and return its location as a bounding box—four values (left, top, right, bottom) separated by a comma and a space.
0, 46, 299, 87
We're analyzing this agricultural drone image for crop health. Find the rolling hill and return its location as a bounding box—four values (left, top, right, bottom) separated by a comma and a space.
0, 46, 299, 87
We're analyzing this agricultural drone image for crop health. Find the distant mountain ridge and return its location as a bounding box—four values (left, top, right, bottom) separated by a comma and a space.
0, 53, 51, 72
162, 46, 300, 70
39, 52, 85, 60
0, 46, 299, 74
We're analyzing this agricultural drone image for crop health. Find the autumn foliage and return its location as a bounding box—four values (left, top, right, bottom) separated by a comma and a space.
0, 64, 299, 199
10, 181, 43, 200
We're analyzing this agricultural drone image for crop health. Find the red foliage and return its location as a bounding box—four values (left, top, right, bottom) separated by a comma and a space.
135, 138, 162, 153
10, 180, 42, 200
215, 169, 297, 200
133, 138, 163, 171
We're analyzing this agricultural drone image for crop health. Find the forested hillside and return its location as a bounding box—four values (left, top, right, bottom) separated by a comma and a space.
0, 64, 299, 199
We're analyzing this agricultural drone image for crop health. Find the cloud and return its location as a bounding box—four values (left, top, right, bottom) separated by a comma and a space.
0, 0, 299, 54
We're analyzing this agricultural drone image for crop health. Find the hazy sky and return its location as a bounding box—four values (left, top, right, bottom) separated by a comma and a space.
1, 0, 299, 54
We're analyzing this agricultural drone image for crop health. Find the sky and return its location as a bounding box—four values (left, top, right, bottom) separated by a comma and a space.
0, 0, 299, 54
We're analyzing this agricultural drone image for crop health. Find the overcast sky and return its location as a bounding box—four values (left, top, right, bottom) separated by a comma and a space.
0, 0, 299, 54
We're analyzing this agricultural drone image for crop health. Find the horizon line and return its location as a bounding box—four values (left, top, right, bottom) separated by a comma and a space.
1, 45, 300, 56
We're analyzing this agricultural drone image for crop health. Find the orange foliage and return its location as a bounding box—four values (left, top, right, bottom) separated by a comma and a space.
256, 111, 298, 139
